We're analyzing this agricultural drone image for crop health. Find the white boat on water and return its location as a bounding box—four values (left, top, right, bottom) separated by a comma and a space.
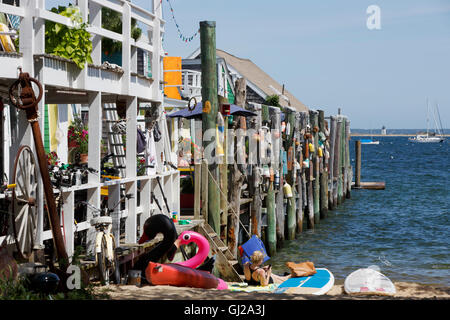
409, 134, 444, 143
360, 139, 379, 145
409, 100, 445, 143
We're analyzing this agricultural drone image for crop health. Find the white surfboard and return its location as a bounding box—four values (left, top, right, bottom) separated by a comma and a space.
344, 268, 396, 296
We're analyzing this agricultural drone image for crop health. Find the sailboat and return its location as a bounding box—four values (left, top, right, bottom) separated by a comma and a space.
409, 100, 445, 143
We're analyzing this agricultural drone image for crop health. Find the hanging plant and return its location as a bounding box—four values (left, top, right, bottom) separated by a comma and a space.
45, 5, 93, 69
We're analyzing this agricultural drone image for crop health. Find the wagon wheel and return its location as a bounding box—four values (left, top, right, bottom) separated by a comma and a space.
11, 145, 39, 260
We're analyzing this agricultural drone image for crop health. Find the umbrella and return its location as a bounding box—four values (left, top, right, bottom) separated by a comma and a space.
167, 102, 257, 119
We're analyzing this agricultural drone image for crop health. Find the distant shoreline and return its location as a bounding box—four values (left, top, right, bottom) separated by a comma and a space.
351, 133, 450, 137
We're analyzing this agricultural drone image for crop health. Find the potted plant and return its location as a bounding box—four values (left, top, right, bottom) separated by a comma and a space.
68, 115, 89, 163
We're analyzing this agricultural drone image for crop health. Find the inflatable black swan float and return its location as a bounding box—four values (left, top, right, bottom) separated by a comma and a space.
134, 214, 227, 290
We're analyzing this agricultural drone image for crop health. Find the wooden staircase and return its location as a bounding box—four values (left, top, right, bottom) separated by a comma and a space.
197, 222, 244, 282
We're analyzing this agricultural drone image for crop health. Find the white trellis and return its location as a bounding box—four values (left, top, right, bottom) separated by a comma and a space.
0, 0, 179, 259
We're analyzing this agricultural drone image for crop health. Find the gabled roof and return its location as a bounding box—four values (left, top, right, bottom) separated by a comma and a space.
186, 48, 309, 112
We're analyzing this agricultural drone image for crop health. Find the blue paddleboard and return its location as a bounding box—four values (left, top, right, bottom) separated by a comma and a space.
274, 268, 334, 295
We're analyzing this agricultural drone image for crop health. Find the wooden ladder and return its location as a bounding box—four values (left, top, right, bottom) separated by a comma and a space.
198, 222, 244, 282
102, 103, 126, 177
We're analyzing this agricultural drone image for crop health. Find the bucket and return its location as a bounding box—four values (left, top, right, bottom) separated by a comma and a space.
127, 270, 142, 287
172, 211, 179, 223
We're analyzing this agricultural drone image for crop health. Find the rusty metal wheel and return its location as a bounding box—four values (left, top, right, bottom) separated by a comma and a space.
11, 145, 39, 259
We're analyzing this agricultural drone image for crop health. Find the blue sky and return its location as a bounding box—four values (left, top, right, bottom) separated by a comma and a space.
47, 0, 450, 129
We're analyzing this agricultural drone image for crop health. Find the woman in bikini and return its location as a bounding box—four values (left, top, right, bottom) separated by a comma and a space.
243, 251, 290, 286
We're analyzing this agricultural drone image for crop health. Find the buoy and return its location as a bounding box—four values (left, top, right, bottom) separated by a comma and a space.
283, 182, 293, 198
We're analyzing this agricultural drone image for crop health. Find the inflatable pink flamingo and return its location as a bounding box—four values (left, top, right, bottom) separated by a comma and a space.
173, 231, 228, 290
175, 231, 210, 269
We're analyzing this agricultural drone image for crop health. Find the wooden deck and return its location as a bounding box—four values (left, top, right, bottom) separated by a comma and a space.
351, 182, 386, 190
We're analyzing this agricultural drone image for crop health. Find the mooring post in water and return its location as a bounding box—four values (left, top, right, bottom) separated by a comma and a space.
345, 118, 352, 199
286, 110, 296, 240
340, 118, 347, 200
200, 21, 220, 234
318, 110, 328, 219
355, 140, 361, 188
309, 110, 320, 224
328, 116, 336, 210
333, 117, 342, 208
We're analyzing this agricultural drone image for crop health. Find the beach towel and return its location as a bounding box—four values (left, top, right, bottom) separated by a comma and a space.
229, 283, 278, 293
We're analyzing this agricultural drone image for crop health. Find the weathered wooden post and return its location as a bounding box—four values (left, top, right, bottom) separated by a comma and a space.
328, 116, 337, 210
305, 115, 315, 229
332, 117, 342, 208
262, 105, 277, 255
272, 108, 285, 246
249, 103, 262, 237
194, 162, 201, 219
200, 21, 220, 233
201, 159, 209, 224
338, 117, 345, 204
355, 140, 361, 188
318, 110, 328, 219
345, 118, 352, 198
266, 180, 276, 256
285, 109, 296, 240
218, 96, 228, 242
227, 77, 247, 257
309, 110, 320, 224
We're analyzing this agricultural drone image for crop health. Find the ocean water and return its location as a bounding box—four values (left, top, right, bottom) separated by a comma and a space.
271, 136, 449, 286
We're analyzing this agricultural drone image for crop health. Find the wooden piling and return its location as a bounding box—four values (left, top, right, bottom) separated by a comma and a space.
328, 116, 337, 210
345, 118, 352, 199
194, 163, 201, 219
250, 167, 262, 237
285, 110, 296, 240
355, 140, 361, 188
296, 145, 304, 233
269, 108, 284, 246
200, 21, 220, 234
266, 181, 276, 256
309, 110, 320, 224
201, 159, 209, 224
338, 117, 345, 204
263, 104, 277, 253
332, 118, 342, 208
219, 110, 228, 242
318, 110, 328, 219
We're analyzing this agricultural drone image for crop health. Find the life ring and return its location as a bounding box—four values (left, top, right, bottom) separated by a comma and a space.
187, 97, 197, 112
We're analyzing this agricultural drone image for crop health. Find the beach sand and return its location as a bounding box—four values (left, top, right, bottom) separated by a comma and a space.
96, 281, 450, 300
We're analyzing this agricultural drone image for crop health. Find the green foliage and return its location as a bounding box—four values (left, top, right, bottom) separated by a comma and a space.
101, 7, 142, 55
265, 94, 281, 108
0, 246, 110, 300
45, 5, 93, 69
0, 276, 41, 300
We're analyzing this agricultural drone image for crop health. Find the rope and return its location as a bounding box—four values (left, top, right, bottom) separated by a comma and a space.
205, 165, 252, 239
